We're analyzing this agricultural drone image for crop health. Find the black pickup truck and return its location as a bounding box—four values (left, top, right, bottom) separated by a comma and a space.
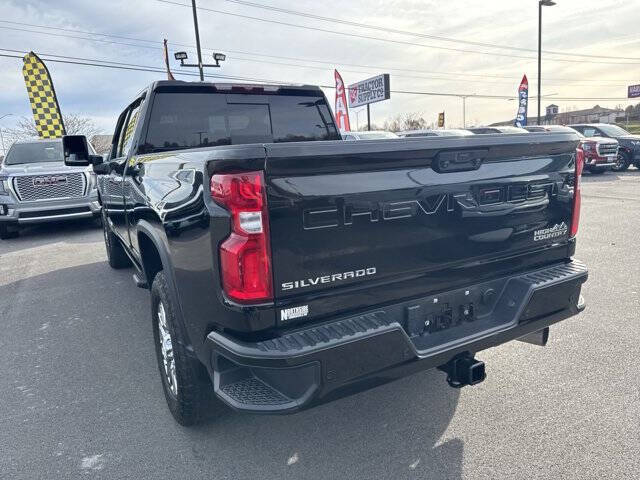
63, 81, 588, 425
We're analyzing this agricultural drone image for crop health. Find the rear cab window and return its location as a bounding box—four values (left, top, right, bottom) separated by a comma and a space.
140, 87, 340, 153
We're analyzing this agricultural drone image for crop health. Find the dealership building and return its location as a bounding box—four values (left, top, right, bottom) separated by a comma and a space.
492, 104, 623, 126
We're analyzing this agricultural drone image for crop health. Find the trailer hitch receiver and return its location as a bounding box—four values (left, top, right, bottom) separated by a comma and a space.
439, 353, 486, 388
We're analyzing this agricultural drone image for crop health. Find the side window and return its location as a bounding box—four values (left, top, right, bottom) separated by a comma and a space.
109, 108, 129, 160
118, 101, 142, 157
583, 127, 597, 137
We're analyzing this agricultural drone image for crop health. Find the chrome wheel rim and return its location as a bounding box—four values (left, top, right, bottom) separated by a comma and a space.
102, 211, 112, 254
103, 224, 109, 249
614, 153, 626, 170
157, 302, 178, 396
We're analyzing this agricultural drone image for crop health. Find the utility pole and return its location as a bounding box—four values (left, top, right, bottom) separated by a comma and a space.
459, 95, 474, 128
367, 104, 371, 131
191, 0, 204, 81
462, 96, 467, 128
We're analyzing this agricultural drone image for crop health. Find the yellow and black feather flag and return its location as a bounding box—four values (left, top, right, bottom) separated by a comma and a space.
21, 52, 66, 138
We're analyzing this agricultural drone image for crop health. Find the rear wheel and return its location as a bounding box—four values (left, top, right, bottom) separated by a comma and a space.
0, 223, 19, 240
102, 209, 130, 268
151, 272, 216, 425
612, 151, 630, 172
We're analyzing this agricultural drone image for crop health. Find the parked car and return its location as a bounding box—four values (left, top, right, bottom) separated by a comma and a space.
494, 126, 530, 134
342, 130, 398, 140
0, 138, 101, 239
525, 125, 575, 133
466, 127, 503, 134
525, 125, 618, 174
467, 126, 530, 134
63, 80, 587, 425
568, 123, 640, 171
397, 129, 474, 137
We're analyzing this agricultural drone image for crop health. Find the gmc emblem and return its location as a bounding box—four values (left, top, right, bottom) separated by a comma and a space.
33, 175, 67, 187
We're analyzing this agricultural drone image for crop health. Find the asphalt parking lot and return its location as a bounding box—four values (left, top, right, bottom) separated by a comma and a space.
1, 169, 638, 480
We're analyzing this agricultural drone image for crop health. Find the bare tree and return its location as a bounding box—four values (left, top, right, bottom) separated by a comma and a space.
89, 135, 113, 155
3, 113, 102, 144
383, 112, 429, 132
354, 123, 381, 132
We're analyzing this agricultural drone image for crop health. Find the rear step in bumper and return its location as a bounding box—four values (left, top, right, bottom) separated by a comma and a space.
206, 260, 588, 413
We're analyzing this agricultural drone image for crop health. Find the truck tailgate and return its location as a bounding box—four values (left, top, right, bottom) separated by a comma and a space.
264, 133, 580, 323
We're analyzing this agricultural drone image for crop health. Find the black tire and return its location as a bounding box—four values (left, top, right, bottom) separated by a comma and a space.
92, 213, 103, 228
151, 272, 215, 426
612, 151, 630, 172
102, 209, 130, 269
0, 223, 19, 240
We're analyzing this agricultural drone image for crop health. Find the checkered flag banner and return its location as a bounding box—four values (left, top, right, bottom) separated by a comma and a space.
21, 52, 66, 138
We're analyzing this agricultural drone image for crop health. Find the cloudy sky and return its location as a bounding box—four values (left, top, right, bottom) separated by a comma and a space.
1, 0, 639, 136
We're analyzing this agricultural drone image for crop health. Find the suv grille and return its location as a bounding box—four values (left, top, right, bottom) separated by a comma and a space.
597, 143, 618, 156
13, 173, 86, 201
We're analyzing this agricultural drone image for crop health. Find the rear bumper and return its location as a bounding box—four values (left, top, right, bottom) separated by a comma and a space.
206, 260, 588, 413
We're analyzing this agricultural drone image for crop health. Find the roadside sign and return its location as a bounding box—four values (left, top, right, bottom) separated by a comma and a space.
348, 74, 390, 108
628, 84, 640, 98
438, 112, 445, 128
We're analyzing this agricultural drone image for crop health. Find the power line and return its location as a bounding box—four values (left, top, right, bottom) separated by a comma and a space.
1, 50, 632, 101
155, 0, 640, 66
1, 20, 635, 85
0, 20, 164, 46
0, 25, 165, 52
216, 0, 640, 61
0, 51, 285, 84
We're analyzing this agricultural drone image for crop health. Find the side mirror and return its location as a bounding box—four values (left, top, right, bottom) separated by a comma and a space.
63, 135, 104, 167
63, 135, 91, 166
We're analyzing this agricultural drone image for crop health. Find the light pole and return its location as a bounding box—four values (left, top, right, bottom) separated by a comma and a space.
0, 113, 13, 157
538, 0, 556, 126
191, 0, 205, 81
173, 0, 226, 80
458, 94, 475, 128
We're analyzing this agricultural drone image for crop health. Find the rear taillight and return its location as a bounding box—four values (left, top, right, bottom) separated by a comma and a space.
570, 147, 584, 238
211, 171, 273, 303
